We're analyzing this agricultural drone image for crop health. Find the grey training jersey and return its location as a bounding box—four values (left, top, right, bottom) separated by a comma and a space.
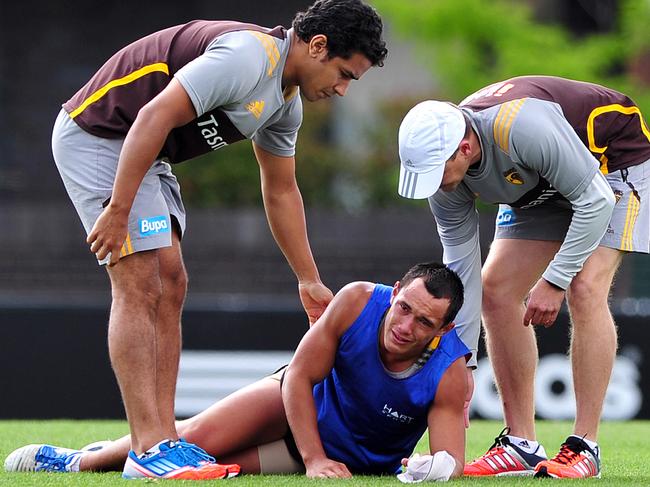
429, 76, 650, 364
432, 97, 599, 243
63, 21, 302, 162
175, 29, 302, 159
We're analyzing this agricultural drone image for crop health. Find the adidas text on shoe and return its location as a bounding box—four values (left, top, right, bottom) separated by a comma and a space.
4, 444, 83, 473
464, 428, 546, 477
122, 440, 240, 480
535, 436, 601, 479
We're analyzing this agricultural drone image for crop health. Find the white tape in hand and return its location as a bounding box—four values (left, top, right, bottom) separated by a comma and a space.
396, 451, 456, 483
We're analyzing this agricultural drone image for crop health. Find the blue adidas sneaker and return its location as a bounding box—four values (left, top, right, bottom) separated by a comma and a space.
122, 439, 240, 480
4, 444, 84, 472
176, 438, 218, 465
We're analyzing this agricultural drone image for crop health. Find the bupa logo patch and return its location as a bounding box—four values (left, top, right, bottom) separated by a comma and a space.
139, 216, 170, 236
496, 208, 516, 227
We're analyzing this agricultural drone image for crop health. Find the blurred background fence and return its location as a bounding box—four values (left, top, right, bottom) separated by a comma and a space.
1, 0, 649, 419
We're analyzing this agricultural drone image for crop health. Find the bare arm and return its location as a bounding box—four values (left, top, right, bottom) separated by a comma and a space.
87, 79, 196, 265
282, 282, 371, 477
427, 356, 467, 478
254, 143, 334, 324
398, 356, 467, 482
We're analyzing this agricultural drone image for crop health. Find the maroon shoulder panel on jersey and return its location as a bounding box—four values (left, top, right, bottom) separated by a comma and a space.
63, 20, 285, 148
462, 76, 650, 172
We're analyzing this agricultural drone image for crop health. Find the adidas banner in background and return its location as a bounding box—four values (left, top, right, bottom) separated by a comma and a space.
0, 307, 647, 419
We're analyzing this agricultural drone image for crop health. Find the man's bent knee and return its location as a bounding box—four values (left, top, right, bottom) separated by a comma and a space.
566, 276, 610, 316
567, 247, 622, 315
107, 250, 164, 306
159, 252, 188, 308
482, 273, 526, 315
163, 270, 188, 308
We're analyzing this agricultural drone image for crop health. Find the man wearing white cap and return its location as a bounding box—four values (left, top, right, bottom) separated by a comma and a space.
397, 75, 650, 479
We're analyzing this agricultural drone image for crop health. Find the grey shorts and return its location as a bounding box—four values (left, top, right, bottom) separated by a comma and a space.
495, 160, 650, 253
51, 109, 186, 263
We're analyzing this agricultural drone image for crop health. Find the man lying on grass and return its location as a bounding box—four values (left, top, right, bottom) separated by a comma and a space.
5, 262, 469, 482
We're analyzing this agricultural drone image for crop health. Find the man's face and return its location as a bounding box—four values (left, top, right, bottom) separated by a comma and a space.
381, 278, 453, 360
298, 37, 373, 102
439, 154, 469, 192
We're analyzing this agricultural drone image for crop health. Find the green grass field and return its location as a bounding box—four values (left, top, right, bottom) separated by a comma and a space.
0, 420, 648, 485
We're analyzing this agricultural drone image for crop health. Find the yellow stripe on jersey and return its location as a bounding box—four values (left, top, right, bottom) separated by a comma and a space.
599, 154, 609, 175
69, 63, 170, 119
428, 336, 441, 351
621, 193, 640, 251
493, 98, 526, 154
250, 31, 281, 77
587, 104, 650, 174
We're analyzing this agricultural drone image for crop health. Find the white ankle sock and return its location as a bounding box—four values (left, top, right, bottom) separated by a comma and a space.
67, 451, 83, 472
506, 435, 543, 455
139, 439, 172, 459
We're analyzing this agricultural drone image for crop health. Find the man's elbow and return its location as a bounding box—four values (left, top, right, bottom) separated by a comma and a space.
598, 185, 616, 211
282, 364, 304, 392
135, 103, 175, 134
592, 173, 616, 212
263, 179, 300, 203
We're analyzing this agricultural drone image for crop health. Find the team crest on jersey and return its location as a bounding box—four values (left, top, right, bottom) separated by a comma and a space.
246, 100, 265, 119
503, 168, 524, 185
613, 189, 623, 204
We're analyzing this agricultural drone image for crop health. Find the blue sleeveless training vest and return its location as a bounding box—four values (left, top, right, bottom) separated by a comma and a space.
313, 284, 469, 474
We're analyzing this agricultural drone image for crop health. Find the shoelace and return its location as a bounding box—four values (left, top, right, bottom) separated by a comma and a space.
35, 452, 72, 472
471, 426, 510, 462
177, 440, 216, 464
550, 443, 579, 465
161, 443, 203, 468
487, 427, 510, 451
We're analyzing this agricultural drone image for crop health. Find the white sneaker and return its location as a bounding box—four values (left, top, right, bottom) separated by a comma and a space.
4, 444, 83, 472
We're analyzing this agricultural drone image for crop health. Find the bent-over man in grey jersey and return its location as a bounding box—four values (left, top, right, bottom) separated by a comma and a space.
50, 0, 387, 480
397, 76, 650, 479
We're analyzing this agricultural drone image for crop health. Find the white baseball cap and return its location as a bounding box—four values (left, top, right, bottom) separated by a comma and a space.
398, 100, 466, 199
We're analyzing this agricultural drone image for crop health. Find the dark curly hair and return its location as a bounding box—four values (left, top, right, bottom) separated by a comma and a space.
292, 0, 388, 67
400, 262, 465, 326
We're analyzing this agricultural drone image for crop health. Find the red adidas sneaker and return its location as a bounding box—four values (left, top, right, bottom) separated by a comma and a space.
464, 428, 546, 477
535, 436, 600, 479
